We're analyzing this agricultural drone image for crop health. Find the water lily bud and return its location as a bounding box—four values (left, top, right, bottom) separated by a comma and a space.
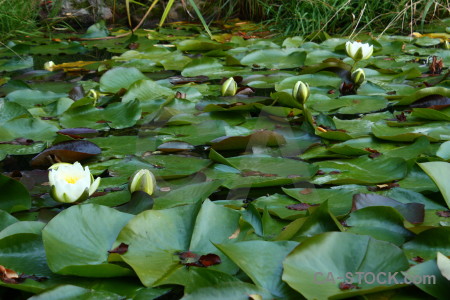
444, 40, 450, 50
44, 61, 55, 72
292, 81, 310, 104
221, 77, 237, 96
345, 41, 373, 61
129, 169, 156, 196
48, 162, 101, 203
351, 68, 366, 86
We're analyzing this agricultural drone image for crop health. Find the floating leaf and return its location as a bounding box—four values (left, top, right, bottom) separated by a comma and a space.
352, 193, 425, 224
215, 241, 298, 298
99, 67, 148, 93
210, 130, 286, 151
394, 87, 450, 106
31, 140, 101, 167
28, 285, 123, 300
346, 206, 415, 245
240, 49, 306, 69
282, 232, 409, 299
404, 259, 450, 299
42, 204, 134, 277
57, 128, 98, 139
121, 79, 174, 102
112, 200, 240, 287
312, 156, 408, 185
403, 227, 450, 260
418, 162, 450, 208
0, 174, 31, 213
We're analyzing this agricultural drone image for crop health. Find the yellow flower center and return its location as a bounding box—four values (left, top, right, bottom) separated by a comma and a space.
64, 175, 81, 184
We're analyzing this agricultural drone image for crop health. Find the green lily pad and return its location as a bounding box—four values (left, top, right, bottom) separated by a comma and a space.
403, 227, 450, 260
60, 99, 142, 130
312, 156, 408, 185
113, 200, 240, 287
122, 79, 174, 103
0, 174, 31, 213
28, 284, 122, 300
5, 89, 69, 109
372, 121, 450, 142
204, 155, 317, 189
0, 117, 59, 141
182, 281, 273, 300
154, 180, 222, 209
42, 204, 134, 277
346, 206, 415, 246
99, 67, 148, 93
282, 232, 409, 299
404, 259, 450, 299
240, 49, 306, 69
311, 95, 388, 114
418, 162, 450, 208
215, 241, 298, 298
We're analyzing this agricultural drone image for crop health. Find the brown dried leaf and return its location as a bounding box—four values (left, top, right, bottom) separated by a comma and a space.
108, 243, 129, 255
241, 170, 277, 177
198, 253, 221, 267
286, 203, 319, 211
339, 282, 360, 290
436, 210, 450, 218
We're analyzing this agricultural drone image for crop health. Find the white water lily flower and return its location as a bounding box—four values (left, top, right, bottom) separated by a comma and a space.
48, 162, 101, 203
345, 41, 373, 61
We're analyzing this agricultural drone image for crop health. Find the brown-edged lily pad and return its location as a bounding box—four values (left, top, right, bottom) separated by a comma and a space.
169, 75, 209, 85
157, 141, 196, 153
57, 128, 99, 139
210, 130, 286, 151
409, 94, 450, 109
31, 140, 101, 167
352, 193, 425, 224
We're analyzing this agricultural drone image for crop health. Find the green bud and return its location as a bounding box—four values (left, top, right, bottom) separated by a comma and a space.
444, 40, 450, 50
351, 68, 365, 86
292, 81, 310, 104
221, 77, 237, 96
129, 169, 156, 196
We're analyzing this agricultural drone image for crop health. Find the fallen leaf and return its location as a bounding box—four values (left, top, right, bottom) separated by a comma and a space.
108, 243, 129, 254
286, 203, 319, 211
436, 210, 450, 218
228, 228, 240, 239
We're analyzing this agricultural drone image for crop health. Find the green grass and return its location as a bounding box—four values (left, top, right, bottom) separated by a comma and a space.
0, 0, 40, 39
208, 0, 449, 36
0, 0, 447, 41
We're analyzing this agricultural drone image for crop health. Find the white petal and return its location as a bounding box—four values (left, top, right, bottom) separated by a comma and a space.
48, 169, 57, 186
89, 177, 101, 196
53, 175, 69, 201
63, 180, 86, 201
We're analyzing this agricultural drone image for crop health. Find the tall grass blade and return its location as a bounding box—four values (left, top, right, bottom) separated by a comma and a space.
187, 0, 213, 39
125, 0, 132, 28
159, 0, 176, 27
421, 0, 435, 31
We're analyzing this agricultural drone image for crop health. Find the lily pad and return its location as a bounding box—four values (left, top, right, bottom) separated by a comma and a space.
112, 200, 240, 287
31, 140, 101, 167
282, 232, 409, 299
42, 204, 134, 277
312, 156, 408, 185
